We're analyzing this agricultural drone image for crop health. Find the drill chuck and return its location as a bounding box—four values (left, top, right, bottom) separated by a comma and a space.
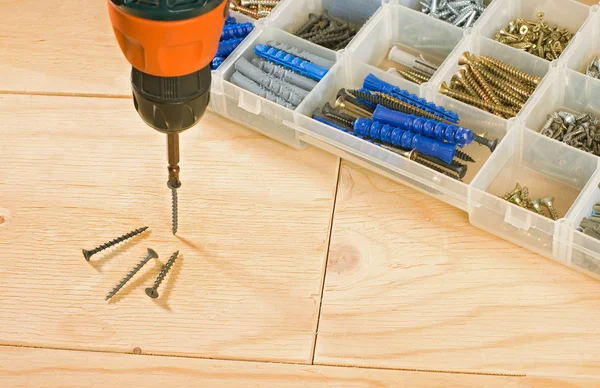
131, 66, 211, 134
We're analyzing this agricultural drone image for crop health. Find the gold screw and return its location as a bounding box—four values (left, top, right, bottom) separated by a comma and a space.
478, 55, 542, 86
439, 82, 518, 117
397, 69, 429, 84
475, 63, 527, 106
502, 183, 522, 200
452, 69, 478, 97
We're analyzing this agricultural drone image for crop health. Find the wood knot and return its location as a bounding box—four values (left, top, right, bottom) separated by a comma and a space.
133, 347, 142, 355
328, 244, 360, 274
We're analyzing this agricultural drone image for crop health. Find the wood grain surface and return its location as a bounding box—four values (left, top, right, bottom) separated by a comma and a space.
0, 94, 339, 363
4, 346, 600, 388
315, 162, 600, 376
0, 0, 129, 96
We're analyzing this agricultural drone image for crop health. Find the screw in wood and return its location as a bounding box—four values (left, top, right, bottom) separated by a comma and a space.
541, 197, 559, 221
145, 251, 180, 299
106, 248, 159, 301
82, 227, 149, 261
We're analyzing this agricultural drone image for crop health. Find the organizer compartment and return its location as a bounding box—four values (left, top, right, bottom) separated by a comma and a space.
292, 59, 471, 209
521, 68, 600, 155
348, 4, 464, 80
567, 171, 600, 280
470, 126, 598, 260
477, 0, 591, 61
211, 27, 337, 148
208, 1, 600, 280
271, 0, 382, 40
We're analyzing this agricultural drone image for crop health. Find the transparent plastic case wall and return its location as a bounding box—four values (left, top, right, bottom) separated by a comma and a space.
209, 0, 600, 280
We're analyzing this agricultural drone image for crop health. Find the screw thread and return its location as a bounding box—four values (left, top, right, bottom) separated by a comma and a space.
106, 250, 157, 301
416, 157, 460, 181
455, 149, 475, 163
479, 56, 541, 86
467, 65, 502, 107
463, 69, 492, 102
89, 227, 148, 256
171, 188, 178, 235
350, 89, 451, 123
476, 64, 527, 106
323, 113, 353, 128
295, 15, 320, 35
333, 36, 354, 50
397, 69, 429, 84
152, 251, 180, 290
440, 85, 518, 117
475, 61, 533, 99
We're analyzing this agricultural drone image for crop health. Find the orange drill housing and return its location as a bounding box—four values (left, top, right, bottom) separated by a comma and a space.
107, 0, 228, 78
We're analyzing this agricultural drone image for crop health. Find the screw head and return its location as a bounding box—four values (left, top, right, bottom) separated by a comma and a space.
82, 249, 93, 262
439, 81, 450, 94
541, 196, 555, 207
458, 52, 474, 66
147, 248, 159, 260
145, 288, 159, 299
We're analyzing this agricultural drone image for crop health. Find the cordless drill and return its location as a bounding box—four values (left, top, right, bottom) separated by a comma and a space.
107, 0, 229, 234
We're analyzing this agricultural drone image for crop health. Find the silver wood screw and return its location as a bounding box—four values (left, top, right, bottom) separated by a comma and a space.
145, 251, 180, 299
106, 248, 159, 301
82, 227, 149, 261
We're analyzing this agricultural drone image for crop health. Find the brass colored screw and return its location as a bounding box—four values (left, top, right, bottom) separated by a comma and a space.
335, 96, 373, 118
508, 192, 526, 207
459, 67, 489, 102
502, 183, 522, 200
478, 55, 542, 86
398, 69, 430, 84
528, 199, 547, 217
439, 82, 518, 117
541, 197, 559, 221
452, 69, 478, 97
475, 63, 527, 106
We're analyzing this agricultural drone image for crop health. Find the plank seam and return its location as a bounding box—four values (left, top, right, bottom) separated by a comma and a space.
310, 158, 342, 365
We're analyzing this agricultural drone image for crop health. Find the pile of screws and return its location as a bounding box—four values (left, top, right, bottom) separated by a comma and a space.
502, 183, 559, 220
440, 51, 541, 119
540, 111, 600, 156
494, 12, 575, 61
312, 73, 501, 181
230, 0, 281, 19
82, 227, 181, 301
230, 41, 330, 108
294, 11, 358, 50
211, 15, 255, 70
420, 0, 488, 29
578, 200, 600, 240
586, 57, 600, 80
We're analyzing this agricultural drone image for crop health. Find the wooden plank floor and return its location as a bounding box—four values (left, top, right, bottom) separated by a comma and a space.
316, 162, 600, 376
1, 0, 600, 385
0, 94, 339, 363
4, 346, 600, 388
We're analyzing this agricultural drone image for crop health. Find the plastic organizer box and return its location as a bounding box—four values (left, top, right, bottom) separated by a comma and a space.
210, 0, 600, 280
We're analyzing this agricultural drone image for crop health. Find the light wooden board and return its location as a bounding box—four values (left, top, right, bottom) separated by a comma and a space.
0, 0, 129, 96
4, 346, 600, 388
0, 94, 339, 363
315, 162, 600, 376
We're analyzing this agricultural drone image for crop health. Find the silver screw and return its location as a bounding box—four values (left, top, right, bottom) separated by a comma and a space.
145, 251, 180, 299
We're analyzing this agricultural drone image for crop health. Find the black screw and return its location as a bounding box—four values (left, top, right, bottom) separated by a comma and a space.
455, 149, 476, 163
474, 134, 498, 152
145, 251, 180, 299
106, 248, 159, 301
82, 226, 149, 261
